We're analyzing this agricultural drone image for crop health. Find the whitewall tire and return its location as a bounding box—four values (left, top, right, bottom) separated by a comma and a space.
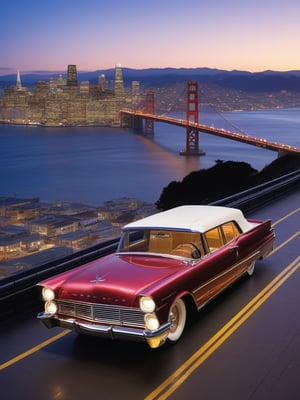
167, 298, 187, 342
247, 261, 256, 276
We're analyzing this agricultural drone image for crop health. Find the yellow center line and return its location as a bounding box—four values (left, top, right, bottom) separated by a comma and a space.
0, 330, 70, 371
145, 255, 300, 400
272, 207, 299, 227
269, 230, 300, 256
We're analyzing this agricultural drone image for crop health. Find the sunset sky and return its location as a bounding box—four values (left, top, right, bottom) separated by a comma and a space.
1, 0, 299, 75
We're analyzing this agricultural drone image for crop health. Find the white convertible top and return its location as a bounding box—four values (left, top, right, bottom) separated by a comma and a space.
123, 205, 253, 233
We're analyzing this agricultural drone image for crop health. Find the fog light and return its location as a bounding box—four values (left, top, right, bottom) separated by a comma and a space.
45, 301, 58, 315
144, 313, 160, 330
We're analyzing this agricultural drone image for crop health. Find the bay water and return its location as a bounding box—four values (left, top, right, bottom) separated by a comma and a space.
1, 108, 299, 206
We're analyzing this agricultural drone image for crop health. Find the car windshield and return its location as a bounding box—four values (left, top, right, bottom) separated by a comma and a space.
118, 229, 204, 259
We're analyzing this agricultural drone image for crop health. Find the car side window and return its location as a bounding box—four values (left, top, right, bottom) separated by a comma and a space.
221, 221, 241, 244
204, 227, 223, 252
119, 229, 147, 251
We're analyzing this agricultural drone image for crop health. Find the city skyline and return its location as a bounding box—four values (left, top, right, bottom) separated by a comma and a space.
1, 0, 300, 76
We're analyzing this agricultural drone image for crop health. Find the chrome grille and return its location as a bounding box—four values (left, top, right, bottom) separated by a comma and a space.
76, 303, 93, 319
58, 300, 145, 328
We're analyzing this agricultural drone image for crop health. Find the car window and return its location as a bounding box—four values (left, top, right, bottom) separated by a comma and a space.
148, 230, 173, 253
119, 229, 148, 252
204, 227, 223, 252
221, 221, 241, 244
119, 229, 204, 258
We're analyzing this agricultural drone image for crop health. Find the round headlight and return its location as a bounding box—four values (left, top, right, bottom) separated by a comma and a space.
140, 296, 156, 313
42, 287, 55, 302
45, 301, 58, 315
144, 313, 160, 331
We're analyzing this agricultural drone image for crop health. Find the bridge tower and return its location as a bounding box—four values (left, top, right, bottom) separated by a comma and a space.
144, 91, 155, 135
180, 81, 205, 155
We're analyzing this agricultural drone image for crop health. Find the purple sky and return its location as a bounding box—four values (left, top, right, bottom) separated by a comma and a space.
1, 0, 299, 75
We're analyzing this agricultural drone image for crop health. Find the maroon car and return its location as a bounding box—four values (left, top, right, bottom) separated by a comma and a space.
37, 205, 275, 348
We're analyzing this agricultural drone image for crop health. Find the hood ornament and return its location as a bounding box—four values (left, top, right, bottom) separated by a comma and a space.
90, 274, 106, 284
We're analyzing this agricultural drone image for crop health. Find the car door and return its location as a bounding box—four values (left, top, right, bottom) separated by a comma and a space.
192, 225, 240, 307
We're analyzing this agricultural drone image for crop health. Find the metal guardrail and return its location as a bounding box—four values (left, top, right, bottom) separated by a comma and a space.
0, 169, 299, 312
0, 241, 118, 305
210, 169, 300, 212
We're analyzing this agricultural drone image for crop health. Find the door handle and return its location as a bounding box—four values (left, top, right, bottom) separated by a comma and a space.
229, 245, 239, 257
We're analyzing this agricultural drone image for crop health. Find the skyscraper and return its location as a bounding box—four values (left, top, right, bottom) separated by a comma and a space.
98, 74, 107, 91
114, 64, 125, 100
131, 81, 140, 96
67, 65, 78, 86
16, 70, 22, 91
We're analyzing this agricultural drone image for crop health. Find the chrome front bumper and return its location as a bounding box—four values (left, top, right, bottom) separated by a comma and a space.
37, 312, 170, 348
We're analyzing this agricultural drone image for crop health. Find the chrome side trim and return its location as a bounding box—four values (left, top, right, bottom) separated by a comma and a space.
192, 251, 260, 297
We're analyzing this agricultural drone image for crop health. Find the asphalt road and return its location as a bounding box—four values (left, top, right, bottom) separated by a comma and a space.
1, 189, 299, 400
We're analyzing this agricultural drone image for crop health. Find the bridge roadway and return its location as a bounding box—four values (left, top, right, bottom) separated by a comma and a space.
121, 110, 300, 155
0, 189, 299, 400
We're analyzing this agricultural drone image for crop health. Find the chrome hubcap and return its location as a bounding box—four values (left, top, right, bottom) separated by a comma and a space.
169, 308, 178, 332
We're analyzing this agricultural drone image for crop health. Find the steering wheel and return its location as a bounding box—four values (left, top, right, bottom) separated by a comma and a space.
187, 242, 201, 259
171, 242, 201, 259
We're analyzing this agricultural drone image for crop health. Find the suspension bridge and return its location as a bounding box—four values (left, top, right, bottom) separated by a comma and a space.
120, 81, 300, 157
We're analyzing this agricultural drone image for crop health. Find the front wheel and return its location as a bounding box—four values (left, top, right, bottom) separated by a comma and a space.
247, 261, 256, 276
167, 298, 186, 343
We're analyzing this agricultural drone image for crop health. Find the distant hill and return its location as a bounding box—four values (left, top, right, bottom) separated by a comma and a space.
1, 67, 300, 92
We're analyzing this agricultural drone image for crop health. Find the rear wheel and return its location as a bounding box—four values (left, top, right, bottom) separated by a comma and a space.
167, 298, 186, 343
247, 261, 256, 276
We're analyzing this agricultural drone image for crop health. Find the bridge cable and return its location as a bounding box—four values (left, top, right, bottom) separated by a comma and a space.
199, 88, 249, 135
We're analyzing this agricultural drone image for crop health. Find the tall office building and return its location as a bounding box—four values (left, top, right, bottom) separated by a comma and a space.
57, 74, 66, 87
67, 64, 78, 86
98, 74, 107, 91
16, 70, 22, 90
131, 81, 140, 96
114, 64, 125, 100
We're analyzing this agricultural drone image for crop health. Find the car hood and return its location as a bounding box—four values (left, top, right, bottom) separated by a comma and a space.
42, 253, 187, 307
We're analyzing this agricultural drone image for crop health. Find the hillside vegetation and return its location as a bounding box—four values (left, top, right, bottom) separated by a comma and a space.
155, 154, 300, 210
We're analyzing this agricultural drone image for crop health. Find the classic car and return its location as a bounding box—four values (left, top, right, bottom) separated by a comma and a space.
37, 205, 275, 349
